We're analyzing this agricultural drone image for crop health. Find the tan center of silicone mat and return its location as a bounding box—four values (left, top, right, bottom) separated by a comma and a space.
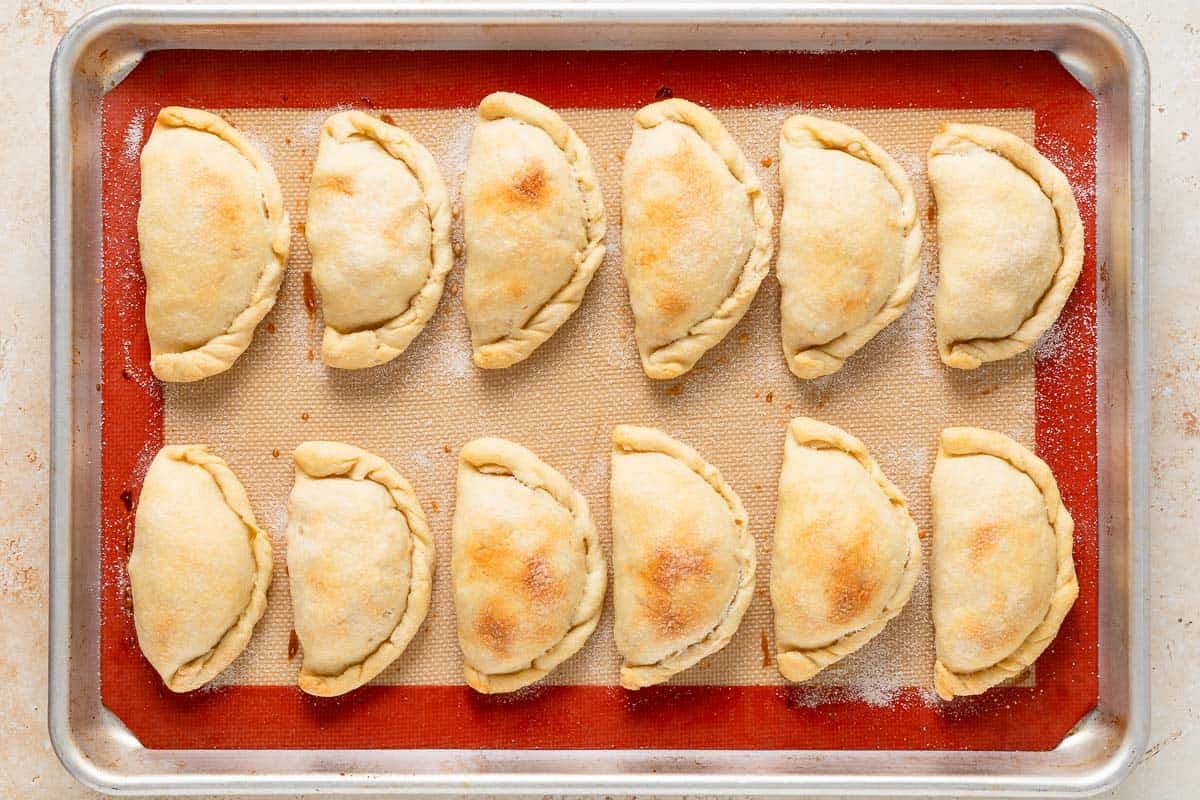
163, 106, 1036, 690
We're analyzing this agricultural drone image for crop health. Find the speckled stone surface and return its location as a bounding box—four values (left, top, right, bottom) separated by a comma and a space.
1, 0, 1194, 797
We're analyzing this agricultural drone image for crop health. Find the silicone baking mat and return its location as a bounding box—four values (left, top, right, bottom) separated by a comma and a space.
99, 50, 1097, 750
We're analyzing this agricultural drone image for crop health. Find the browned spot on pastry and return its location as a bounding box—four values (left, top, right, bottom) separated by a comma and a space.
213, 193, 245, 228
503, 273, 529, 300
300, 412, 310, 422
379, 113, 397, 125
302, 272, 317, 318
760, 629, 772, 667
306, 348, 314, 361
523, 555, 566, 603
506, 160, 549, 207
271, 448, 280, 458
737, 332, 749, 344
968, 523, 1003, 565
825, 530, 879, 626
320, 173, 356, 196
641, 545, 713, 636
764, 391, 773, 404
265, 321, 276, 333
475, 607, 516, 655
466, 526, 563, 605
430, 500, 439, 513
668, 383, 683, 396
958, 606, 1020, 662
443, 444, 452, 454
287, 629, 300, 660
655, 290, 688, 317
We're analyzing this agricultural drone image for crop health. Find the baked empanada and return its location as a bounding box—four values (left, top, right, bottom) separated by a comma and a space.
930, 427, 1078, 700
610, 425, 754, 688
929, 123, 1084, 369
621, 99, 774, 379
452, 437, 605, 693
128, 445, 271, 692
463, 92, 605, 369
138, 107, 289, 382
771, 418, 921, 682
307, 111, 453, 369
286, 441, 434, 697
778, 116, 922, 379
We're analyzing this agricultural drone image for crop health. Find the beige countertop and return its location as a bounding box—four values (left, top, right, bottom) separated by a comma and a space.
1, 0, 1194, 797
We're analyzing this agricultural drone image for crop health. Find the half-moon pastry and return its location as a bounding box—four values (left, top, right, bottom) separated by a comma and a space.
929, 123, 1084, 369
930, 427, 1078, 699
138, 106, 289, 382
771, 417, 921, 682
286, 441, 434, 696
306, 111, 453, 369
620, 99, 774, 379
128, 445, 272, 692
777, 116, 922, 379
610, 425, 754, 688
463, 92, 606, 369
452, 437, 605, 692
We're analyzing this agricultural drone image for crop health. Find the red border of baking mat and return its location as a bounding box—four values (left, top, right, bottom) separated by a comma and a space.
99, 50, 1098, 750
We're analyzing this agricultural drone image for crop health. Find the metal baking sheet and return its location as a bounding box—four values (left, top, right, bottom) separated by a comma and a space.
48, 2, 1149, 795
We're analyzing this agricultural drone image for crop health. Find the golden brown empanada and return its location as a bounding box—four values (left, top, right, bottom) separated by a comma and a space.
931, 427, 1078, 699
452, 437, 605, 693
771, 418, 921, 682
621, 99, 774, 379
128, 445, 272, 692
286, 441, 434, 697
463, 92, 606, 369
610, 425, 754, 688
138, 107, 289, 382
306, 111, 452, 369
778, 116, 922, 379
929, 123, 1084, 369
